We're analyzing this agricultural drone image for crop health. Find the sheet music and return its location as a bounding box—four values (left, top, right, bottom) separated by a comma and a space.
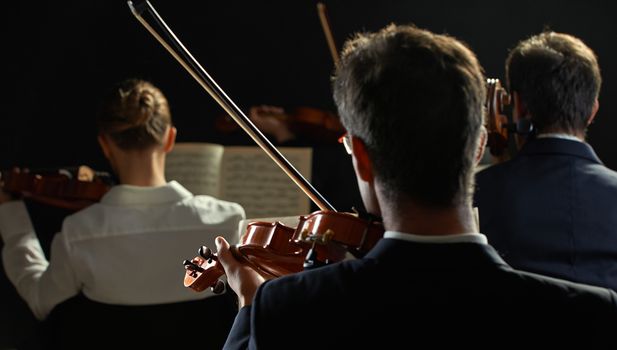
164, 143, 224, 197
219, 146, 312, 218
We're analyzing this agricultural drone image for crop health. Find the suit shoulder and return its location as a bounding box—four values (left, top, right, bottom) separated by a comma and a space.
504, 266, 617, 313
258, 258, 371, 304
582, 162, 617, 185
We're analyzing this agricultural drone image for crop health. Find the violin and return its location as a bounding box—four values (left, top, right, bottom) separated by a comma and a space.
183, 211, 383, 292
128, 0, 384, 294
485, 78, 534, 163
485, 78, 513, 162
215, 106, 345, 145
1, 166, 113, 211
214, 4, 344, 146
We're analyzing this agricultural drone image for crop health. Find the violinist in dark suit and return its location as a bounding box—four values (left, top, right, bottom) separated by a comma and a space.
475, 32, 617, 291
214, 25, 617, 348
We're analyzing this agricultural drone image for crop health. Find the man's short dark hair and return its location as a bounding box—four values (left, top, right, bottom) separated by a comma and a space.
333, 24, 485, 207
506, 31, 601, 134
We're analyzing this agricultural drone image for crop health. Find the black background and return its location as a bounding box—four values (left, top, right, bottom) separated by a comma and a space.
3, 0, 617, 192
1, 1, 617, 346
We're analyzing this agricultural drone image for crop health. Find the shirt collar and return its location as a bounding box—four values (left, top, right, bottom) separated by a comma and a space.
100, 180, 192, 206
384, 231, 488, 245
536, 133, 584, 143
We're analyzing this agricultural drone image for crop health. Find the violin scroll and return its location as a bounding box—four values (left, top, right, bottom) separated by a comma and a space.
183, 246, 226, 293
485, 78, 512, 159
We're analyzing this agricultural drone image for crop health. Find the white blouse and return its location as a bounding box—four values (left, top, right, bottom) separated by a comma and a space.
0, 181, 245, 320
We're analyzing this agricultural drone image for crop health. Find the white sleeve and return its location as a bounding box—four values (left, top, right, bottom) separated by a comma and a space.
0, 201, 80, 320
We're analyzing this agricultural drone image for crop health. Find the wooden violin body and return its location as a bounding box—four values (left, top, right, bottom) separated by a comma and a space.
215, 106, 345, 145
485, 78, 535, 163
183, 210, 383, 293
1, 166, 113, 211
286, 107, 345, 144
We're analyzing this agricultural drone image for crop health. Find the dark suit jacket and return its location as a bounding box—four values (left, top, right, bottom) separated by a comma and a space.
224, 238, 617, 349
475, 138, 617, 291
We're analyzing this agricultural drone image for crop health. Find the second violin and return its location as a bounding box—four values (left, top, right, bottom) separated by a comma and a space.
215, 105, 345, 145
1, 166, 113, 212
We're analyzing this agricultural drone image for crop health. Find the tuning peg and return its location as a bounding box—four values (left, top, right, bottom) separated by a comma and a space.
211, 279, 225, 294
183, 259, 204, 273
198, 246, 215, 260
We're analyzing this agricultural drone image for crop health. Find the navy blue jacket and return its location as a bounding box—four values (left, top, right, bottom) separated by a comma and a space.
475, 138, 617, 291
224, 238, 617, 349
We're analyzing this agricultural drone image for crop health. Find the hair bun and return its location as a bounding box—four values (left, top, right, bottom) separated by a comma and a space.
97, 79, 172, 150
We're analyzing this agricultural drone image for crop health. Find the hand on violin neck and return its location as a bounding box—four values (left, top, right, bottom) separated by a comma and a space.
215, 236, 266, 308
249, 105, 296, 144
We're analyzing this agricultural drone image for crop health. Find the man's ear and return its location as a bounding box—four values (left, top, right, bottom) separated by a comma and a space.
587, 99, 599, 126
98, 134, 112, 160
163, 126, 177, 153
351, 136, 374, 183
475, 126, 488, 165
